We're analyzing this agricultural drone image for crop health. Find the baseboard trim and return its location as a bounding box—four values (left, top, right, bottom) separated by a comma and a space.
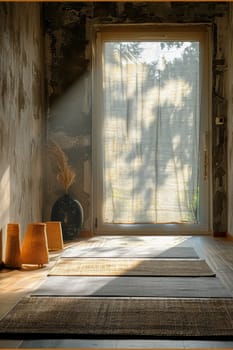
226, 232, 233, 241
79, 231, 95, 239
213, 231, 227, 238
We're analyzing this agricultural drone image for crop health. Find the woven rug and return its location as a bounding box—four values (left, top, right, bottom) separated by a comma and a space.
1, 296, 233, 338
32, 276, 231, 297
49, 258, 215, 277
62, 245, 199, 258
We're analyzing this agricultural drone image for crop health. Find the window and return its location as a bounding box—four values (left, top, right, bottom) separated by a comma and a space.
93, 25, 211, 234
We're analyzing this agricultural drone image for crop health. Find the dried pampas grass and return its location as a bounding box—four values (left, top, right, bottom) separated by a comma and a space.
49, 141, 76, 192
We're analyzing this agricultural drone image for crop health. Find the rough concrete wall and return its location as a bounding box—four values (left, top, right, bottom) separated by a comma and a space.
227, 4, 233, 236
212, 16, 229, 235
44, 2, 228, 233
0, 3, 45, 257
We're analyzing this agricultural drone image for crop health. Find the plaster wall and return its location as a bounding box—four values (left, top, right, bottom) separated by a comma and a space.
0, 3, 45, 259
227, 4, 233, 236
212, 15, 229, 234
44, 2, 229, 234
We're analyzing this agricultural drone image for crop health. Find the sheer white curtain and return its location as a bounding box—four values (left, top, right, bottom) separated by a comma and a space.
102, 41, 200, 224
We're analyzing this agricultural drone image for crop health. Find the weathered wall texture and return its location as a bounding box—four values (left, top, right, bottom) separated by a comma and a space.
212, 15, 229, 234
227, 4, 233, 236
44, 2, 229, 233
0, 3, 45, 256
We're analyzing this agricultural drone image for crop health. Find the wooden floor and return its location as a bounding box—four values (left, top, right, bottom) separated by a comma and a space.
1, 234, 233, 348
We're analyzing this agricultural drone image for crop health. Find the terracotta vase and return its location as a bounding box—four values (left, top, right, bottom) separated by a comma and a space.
4, 223, 21, 269
21, 223, 49, 266
45, 221, 64, 251
0, 228, 3, 268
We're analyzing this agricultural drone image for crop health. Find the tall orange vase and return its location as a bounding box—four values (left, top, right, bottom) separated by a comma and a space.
46, 221, 64, 251
21, 223, 49, 266
4, 223, 22, 269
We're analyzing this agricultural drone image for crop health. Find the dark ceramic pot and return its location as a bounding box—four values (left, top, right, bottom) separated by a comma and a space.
51, 194, 84, 241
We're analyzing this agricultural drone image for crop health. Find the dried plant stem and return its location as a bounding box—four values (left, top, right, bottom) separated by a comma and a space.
49, 141, 76, 192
